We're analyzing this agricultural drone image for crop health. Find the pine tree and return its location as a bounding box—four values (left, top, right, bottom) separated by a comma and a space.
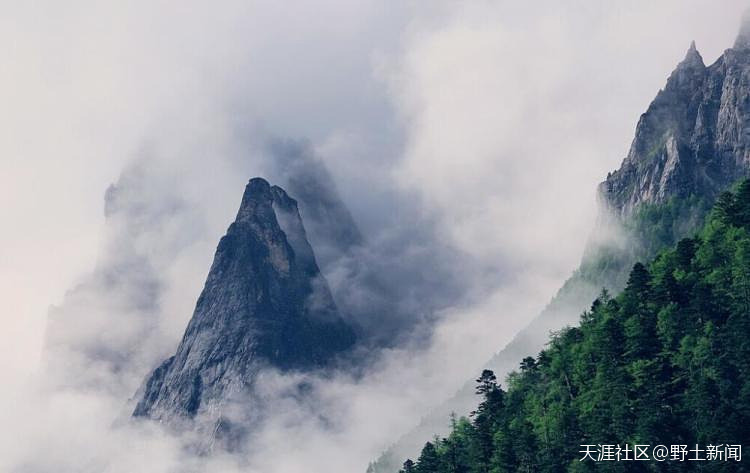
400, 459, 416, 473
470, 370, 503, 472
415, 442, 440, 473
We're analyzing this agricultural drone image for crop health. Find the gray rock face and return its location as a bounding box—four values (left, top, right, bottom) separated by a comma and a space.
132, 178, 356, 429
601, 33, 750, 216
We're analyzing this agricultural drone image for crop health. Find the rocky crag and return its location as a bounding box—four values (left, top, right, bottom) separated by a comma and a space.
132, 178, 356, 448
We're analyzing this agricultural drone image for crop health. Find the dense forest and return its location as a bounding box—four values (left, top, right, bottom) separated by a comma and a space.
402, 180, 750, 472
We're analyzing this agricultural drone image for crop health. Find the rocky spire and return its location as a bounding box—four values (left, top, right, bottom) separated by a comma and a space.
597, 28, 750, 217
663, 40, 706, 91
131, 178, 357, 435
649, 41, 706, 105
682, 40, 704, 67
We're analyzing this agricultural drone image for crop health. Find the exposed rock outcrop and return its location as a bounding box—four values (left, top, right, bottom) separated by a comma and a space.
602, 35, 750, 216
132, 178, 356, 439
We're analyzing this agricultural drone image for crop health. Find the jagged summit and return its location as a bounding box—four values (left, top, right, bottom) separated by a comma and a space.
600, 24, 750, 217
681, 40, 704, 68
234, 177, 274, 223
236, 178, 319, 275
132, 178, 356, 434
661, 40, 706, 92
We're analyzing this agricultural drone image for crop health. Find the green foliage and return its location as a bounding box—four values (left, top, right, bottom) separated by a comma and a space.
627, 194, 711, 257
574, 193, 712, 294
405, 180, 750, 472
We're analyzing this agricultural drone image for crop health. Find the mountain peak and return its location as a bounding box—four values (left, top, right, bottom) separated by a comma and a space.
132, 178, 357, 440
675, 40, 704, 71
735, 8, 750, 50
601, 27, 750, 217
235, 177, 273, 223
683, 40, 703, 65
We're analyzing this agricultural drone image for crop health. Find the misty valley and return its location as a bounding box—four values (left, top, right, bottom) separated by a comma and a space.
5, 2, 750, 473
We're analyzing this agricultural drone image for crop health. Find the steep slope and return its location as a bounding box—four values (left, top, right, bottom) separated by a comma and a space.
401, 180, 750, 473
370, 19, 750, 473
601, 40, 750, 217
132, 178, 356, 441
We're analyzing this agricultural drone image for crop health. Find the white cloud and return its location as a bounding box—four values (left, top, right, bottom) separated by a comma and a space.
1, 1, 747, 472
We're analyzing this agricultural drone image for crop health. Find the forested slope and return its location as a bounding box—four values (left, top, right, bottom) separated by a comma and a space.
402, 180, 750, 472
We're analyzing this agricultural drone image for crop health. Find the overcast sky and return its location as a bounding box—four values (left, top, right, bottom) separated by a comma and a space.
1, 1, 748, 471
